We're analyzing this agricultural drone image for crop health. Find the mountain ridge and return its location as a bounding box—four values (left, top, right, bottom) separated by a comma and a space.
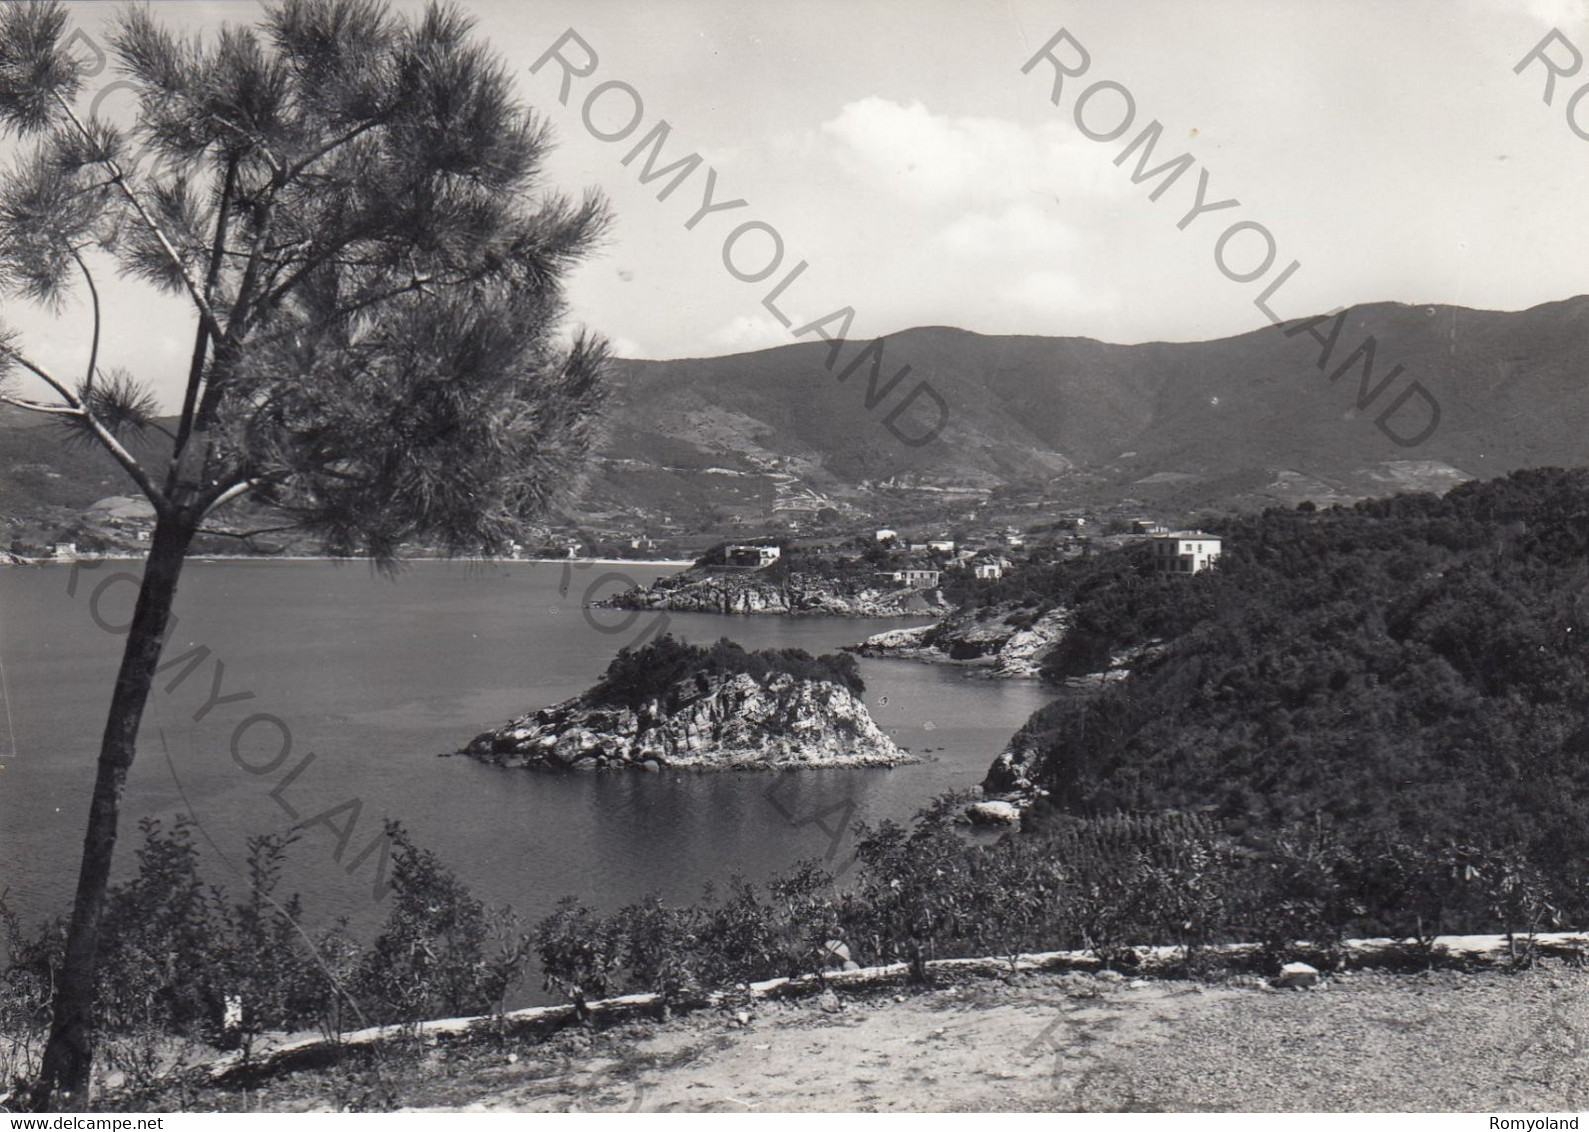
574, 294, 1588, 526
6, 295, 1587, 539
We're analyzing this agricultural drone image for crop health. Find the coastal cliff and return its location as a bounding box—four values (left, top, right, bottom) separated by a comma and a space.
850, 603, 1069, 678
460, 636, 912, 771
605, 568, 947, 617
973, 642, 1157, 821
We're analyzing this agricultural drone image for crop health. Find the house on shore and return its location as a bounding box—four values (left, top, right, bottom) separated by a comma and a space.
1151, 532, 1221, 574
725, 543, 782, 569
888, 562, 941, 589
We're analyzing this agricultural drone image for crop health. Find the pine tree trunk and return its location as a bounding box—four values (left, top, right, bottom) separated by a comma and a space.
31, 517, 195, 1111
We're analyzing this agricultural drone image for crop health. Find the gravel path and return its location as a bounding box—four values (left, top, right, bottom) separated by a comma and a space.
116, 962, 1588, 1112
404, 964, 1589, 1113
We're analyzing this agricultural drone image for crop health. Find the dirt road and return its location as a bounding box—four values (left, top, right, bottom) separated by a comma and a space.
390, 965, 1589, 1113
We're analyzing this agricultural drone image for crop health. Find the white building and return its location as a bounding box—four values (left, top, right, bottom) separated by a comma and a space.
1151, 532, 1222, 574
927, 538, 956, 554
972, 554, 1011, 580
726, 544, 781, 569
890, 566, 941, 588
52, 542, 77, 560
874, 528, 898, 543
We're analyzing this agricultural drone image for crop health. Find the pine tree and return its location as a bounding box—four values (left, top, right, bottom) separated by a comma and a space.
0, 0, 609, 1107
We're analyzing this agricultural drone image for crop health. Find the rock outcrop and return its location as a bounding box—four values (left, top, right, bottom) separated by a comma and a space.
850, 603, 1069, 678
973, 640, 1165, 822
981, 738, 1047, 801
965, 800, 1022, 826
460, 671, 913, 771
606, 569, 947, 618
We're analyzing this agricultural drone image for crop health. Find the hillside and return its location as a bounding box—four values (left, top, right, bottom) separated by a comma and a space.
5, 298, 1588, 540
579, 297, 1589, 524
991, 467, 1589, 898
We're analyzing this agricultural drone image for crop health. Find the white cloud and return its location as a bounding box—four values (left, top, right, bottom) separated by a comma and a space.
706, 314, 802, 352
820, 97, 1119, 205
1521, 0, 1587, 26
607, 335, 645, 358
997, 270, 1120, 315
940, 202, 1078, 258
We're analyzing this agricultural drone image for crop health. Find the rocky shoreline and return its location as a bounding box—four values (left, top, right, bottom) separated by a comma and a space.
604, 568, 948, 617
459, 670, 913, 771
849, 602, 1069, 678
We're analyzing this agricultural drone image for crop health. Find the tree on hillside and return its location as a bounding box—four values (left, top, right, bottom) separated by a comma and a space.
0, 0, 608, 1108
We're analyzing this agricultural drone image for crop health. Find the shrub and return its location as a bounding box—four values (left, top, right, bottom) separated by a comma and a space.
615, 897, 704, 1019
691, 878, 788, 988
848, 794, 982, 982
96, 818, 222, 1037
0, 897, 57, 1098
535, 898, 624, 1024
359, 823, 530, 1024
1235, 823, 1361, 969
209, 833, 322, 1057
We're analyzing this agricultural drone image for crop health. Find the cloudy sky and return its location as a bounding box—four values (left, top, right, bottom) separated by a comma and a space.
7, 0, 1589, 409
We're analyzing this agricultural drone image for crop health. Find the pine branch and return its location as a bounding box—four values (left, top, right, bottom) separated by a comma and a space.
200, 476, 268, 518
221, 195, 279, 346
194, 523, 293, 544
284, 118, 381, 180
48, 90, 226, 345
0, 393, 76, 416
170, 154, 240, 481
67, 245, 98, 393
3, 349, 167, 512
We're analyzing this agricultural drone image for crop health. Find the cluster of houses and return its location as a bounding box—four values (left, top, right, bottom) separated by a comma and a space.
712, 516, 1222, 593
29, 496, 159, 560
869, 530, 1014, 589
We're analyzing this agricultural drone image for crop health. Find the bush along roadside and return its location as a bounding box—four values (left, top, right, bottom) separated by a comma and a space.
535, 795, 1586, 1013
5, 796, 1585, 1107
1, 819, 534, 1105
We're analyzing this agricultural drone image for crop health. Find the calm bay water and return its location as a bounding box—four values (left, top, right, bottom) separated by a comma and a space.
0, 559, 1053, 1001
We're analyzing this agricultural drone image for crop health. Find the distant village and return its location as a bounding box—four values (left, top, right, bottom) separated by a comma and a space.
5, 484, 1222, 578
675, 517, 1222, 595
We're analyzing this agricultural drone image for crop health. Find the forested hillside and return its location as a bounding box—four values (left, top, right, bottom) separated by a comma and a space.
1008, 468, 1589, 887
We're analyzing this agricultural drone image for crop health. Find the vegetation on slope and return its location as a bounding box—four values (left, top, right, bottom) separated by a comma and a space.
585, 634, 865, 711
1, 820, 532, 1093
1010, 467, 1589, 888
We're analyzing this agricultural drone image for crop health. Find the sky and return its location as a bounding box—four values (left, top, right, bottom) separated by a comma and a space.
5, 0, 1589, 411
